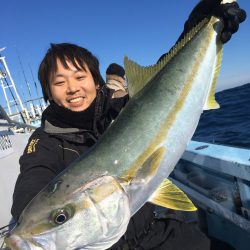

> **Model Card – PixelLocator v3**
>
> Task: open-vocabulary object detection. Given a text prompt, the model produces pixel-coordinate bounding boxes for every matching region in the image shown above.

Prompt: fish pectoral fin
[134,147,166,182]
[120,147,166,185]
[149,179,197,211]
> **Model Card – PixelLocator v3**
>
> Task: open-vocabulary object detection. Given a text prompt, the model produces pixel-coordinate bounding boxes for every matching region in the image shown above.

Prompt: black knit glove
[184,0,246,43]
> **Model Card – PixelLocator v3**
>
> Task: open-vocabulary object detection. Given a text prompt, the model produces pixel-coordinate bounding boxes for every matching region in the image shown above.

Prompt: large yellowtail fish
[5,1,234,249]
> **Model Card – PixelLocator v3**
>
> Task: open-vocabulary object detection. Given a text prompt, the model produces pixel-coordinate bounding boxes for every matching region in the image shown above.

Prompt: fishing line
[28,62,43,111]
[16,49,32,99]
[0,242,4,249]
[0,223,15,232]
[0,222,15,247]
[28,63,39,97]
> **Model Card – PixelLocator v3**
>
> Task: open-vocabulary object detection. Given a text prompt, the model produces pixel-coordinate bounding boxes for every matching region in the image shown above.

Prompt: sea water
[193,83,250,149]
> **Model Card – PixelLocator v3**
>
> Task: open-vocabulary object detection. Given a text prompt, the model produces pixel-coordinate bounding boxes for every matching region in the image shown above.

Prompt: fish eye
[54,210,69,224]
[51,205,75,226]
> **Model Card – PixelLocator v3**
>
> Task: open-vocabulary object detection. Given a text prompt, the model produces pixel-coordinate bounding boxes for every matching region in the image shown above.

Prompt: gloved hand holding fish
[183,0,246,44]
[4,0,246,249]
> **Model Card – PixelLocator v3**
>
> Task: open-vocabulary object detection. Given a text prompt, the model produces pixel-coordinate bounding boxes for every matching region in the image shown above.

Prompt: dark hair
[106,63,125,78]
[38,43,105,102]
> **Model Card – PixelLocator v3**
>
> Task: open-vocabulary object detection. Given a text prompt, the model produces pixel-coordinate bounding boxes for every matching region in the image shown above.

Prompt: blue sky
[1,0,250,108]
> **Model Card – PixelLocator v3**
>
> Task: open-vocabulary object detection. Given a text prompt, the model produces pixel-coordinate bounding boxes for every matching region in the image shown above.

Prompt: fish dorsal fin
[124,57,162,97]
[124,18,209,97]
[149,179,197,211]
[203,43,222,110]
[120,147,166,185]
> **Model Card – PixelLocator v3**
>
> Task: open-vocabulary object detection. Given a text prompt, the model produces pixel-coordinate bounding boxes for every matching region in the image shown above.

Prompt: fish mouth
[5,234,45,250]
[5,235,32,250]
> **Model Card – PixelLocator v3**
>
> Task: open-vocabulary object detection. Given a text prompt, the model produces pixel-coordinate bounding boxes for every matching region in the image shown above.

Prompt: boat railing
[170,140,250,249]
[0,105,37,131]
[0,130,14,159]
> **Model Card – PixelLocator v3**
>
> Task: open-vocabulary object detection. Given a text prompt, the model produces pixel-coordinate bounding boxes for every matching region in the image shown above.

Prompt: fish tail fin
[203,43,223,110]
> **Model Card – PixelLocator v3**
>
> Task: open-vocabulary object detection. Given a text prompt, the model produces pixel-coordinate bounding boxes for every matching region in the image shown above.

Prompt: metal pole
[0,56,25,111]
[0,77,11,114]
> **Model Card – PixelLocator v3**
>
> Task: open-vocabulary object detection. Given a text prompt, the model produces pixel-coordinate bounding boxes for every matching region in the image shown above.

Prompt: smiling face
[49,59,98,112]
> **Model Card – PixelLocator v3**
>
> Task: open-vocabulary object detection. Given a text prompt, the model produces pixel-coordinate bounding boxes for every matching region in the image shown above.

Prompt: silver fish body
[5,16,223,250]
